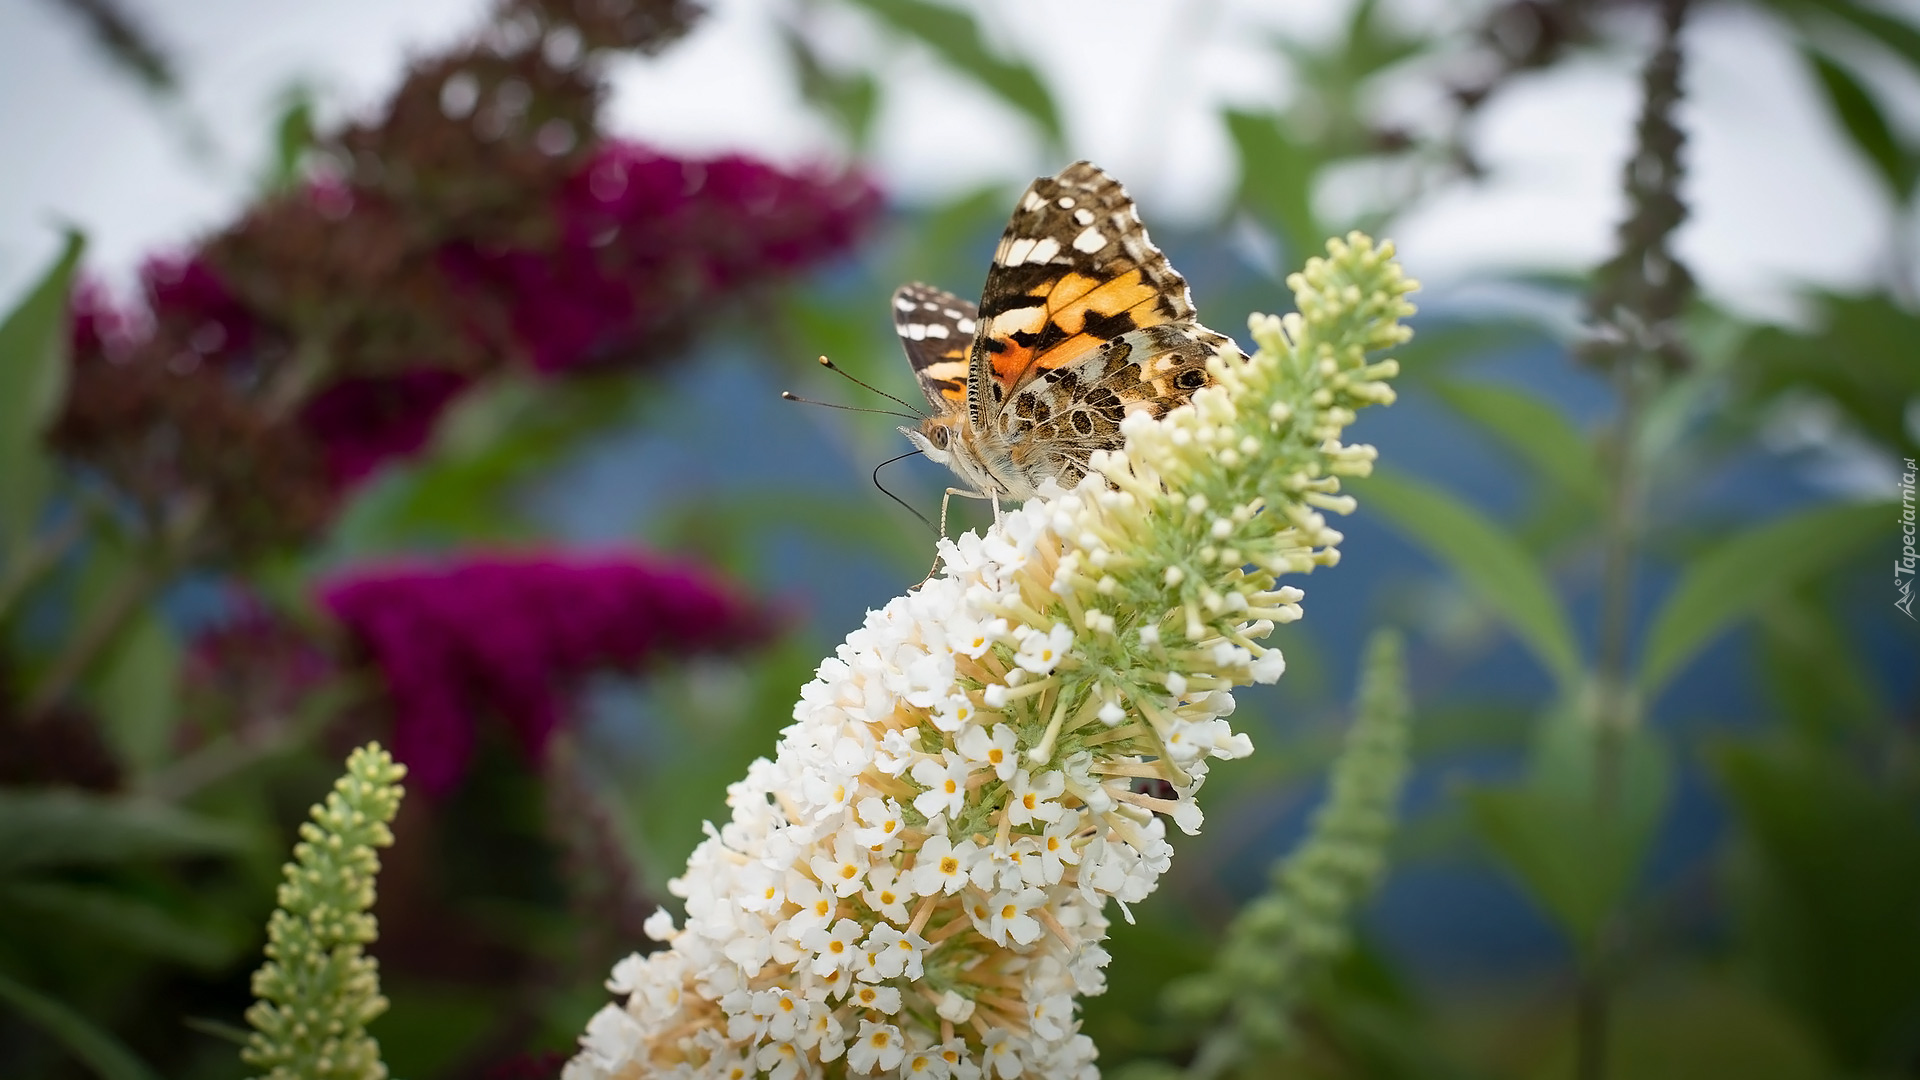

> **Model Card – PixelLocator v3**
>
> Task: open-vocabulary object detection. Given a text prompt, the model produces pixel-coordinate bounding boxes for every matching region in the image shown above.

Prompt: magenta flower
[318,553,773,794]
[299,369,470,486]
[442,142,883,374]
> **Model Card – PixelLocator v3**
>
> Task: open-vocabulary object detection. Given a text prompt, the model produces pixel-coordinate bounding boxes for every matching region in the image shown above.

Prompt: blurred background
[0,0,1915,1077]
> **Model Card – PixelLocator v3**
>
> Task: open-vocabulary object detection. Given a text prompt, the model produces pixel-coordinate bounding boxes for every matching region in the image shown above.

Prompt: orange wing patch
[984,268,1179,391]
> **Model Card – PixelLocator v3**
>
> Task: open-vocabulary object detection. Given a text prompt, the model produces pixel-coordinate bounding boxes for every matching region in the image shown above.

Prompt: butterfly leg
[924,487,989,584]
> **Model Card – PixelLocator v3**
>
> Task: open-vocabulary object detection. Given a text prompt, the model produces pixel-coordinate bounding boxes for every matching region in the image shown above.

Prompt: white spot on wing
[1003,236,1037,265]
[895,296,916,311]
[1056,197,1075,208]
[956,317,976,334]
[907,323,927,340]
[923,323,949,338]
[1025,236,1061,263]
[1022,191,1046,212]
[1073,208,1094,225]
[1072,227,1108,253]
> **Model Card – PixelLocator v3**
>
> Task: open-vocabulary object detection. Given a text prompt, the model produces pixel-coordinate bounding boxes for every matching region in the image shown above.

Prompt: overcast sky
[0,0,1909,321]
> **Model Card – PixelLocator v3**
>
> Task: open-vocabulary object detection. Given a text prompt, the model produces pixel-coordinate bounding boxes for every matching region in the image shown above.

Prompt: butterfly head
[900,415,959,468]
[901,415,1011,498]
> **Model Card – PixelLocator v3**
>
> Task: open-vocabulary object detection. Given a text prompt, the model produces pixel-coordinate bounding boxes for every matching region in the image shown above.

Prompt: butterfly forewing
[891,283,978,411]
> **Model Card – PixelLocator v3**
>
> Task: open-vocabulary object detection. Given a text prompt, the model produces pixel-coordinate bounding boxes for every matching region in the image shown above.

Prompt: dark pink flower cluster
[63,145,879,517]
[444,142,883,374]
[299,369,470,486]
[319,553,773,794]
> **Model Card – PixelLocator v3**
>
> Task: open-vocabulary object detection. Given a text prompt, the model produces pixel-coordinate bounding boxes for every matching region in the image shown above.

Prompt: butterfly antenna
[874,449,936,534]
[779,391,921,423]
[816,355,926,417]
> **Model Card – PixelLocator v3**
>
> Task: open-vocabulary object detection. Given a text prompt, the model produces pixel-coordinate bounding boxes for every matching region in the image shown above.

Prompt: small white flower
[911,750,976,819]
[809,833,871,898]
[861,863,912,925]
[1004,768,1065,827]
[910,829,977,897]
[848,982,903,1014]
[852,796,906,855]
[958,722,1021,781]
[930,692,979,732]
[848,1020,906,1074]
[802,918,865,977]
[1014,623,1074,675]
[862,921,927,980]
[978,887,1047,947]
[982,1028,1026,1078]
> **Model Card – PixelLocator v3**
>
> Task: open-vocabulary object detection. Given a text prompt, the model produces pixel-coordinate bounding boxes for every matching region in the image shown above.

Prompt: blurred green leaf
[1225,110,1323,256]
[1271,0,1430,160]
[263,85,316,193]
[0,880,242,970]
[0,969,159,1080]
[1357,467,1584,691]
[1638,500,1893,699]
[1429,378,1603,511]
[88,613,182,778]
[1737,292,1920,456]
[1464,718,1671,951]
[0,229,85,563]
[781,28,880,151]
[327,373,641,552]
[1802,47,1917,203]
[1527,970,1835,1080]
[838,0,1064,148]
[1766,0,1920,85]
[0,790,251,875]
[1714,738,1920,1069]
[1757,590,1886,740]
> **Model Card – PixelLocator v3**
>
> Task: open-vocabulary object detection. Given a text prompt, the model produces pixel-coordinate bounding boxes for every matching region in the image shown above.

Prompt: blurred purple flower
[443,142,883,374]
[299,369,470,486]
[318,553,773,794]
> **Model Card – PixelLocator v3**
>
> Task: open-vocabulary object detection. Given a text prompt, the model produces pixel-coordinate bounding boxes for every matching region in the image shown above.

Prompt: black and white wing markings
[890,282,979,412]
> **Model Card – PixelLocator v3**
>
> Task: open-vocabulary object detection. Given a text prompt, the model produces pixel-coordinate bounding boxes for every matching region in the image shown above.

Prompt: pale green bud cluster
[243,743,406,1080]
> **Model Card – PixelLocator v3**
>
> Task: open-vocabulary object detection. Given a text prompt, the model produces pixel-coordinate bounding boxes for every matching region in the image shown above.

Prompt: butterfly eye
[930,426,950,449]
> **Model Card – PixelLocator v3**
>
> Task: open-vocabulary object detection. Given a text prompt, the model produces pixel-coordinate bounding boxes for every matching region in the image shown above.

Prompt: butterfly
[893,161,1245,506]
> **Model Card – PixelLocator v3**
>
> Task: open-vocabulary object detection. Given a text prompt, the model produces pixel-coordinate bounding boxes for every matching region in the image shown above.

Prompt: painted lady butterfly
[894,161,1246,503]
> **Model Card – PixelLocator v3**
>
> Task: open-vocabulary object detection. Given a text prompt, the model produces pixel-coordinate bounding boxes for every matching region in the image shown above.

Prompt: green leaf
[1428,378,1603,510]
[1714,738,1920,1068]
[0,969,160,1080]
[0,880,242,969]
[1765,0,1920,85]
[0,229,86,561]
[1638,500,1894,698]
[1224,109,1324,256]
[1737,292,1920,457]
[88,613,182,777]
[838,0,1063,148]
[263,85,316,193]
[0,790,251,875]
[1755,591,1885,740]
[781,28,880,151]
[1802,47,1917,202]
[1464,717,1672,950]
[1356,467,1584,691]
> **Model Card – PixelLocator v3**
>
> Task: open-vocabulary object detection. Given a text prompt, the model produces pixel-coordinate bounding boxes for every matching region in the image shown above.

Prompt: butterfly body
[894,162,1244,501]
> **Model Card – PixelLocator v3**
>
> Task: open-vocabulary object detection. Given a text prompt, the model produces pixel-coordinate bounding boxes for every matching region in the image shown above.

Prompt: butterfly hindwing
[891,283,979,412]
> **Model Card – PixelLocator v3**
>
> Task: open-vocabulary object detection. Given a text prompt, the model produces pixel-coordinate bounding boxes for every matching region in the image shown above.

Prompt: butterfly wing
[966,160,1209,426]
[891,283,979,413]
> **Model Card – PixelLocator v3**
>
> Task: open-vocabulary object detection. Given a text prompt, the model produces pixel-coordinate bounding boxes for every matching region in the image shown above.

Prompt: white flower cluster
[566,234,1415,1080]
